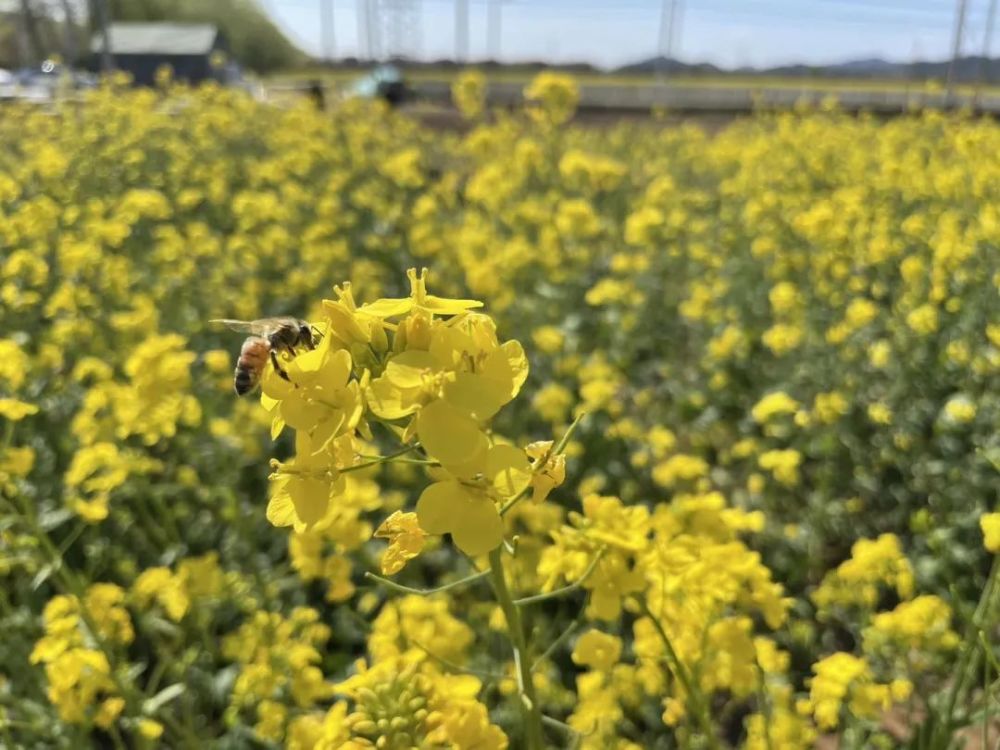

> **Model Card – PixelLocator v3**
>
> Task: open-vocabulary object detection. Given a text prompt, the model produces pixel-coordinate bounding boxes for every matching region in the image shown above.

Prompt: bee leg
[270,350,293,384]
[310,325,323,345]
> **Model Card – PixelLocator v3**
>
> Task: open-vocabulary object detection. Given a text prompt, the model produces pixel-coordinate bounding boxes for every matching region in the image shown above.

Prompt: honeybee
[210,317,315,396]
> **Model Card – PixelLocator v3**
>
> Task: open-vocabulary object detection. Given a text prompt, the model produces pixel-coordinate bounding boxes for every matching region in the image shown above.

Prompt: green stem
[531,615,584,673]
[498,486,532,518]
[552,411,587,456]
[634,596,720,750]
[57,521,88,557]
[514,548,605,606]
[984,631,990,750]
[276,444,419,478]
[7,492,147,718]
[364,568,491,596]
[384,457,440,466]
[409,638,503,680]
[541,714,581,738]
[935,556,1000,744]
[131,493,172,550]
[754,657,775,750]
[979,631,1000,675]
[489,547,545,750]
[109,725,127,750]
[148,491,183,547]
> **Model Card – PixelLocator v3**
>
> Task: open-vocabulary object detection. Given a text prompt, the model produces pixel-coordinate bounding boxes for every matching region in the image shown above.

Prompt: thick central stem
[488,547,545,750]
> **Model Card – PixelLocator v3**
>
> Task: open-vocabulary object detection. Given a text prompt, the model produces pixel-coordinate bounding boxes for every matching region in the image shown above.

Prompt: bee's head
[298,322,314,345]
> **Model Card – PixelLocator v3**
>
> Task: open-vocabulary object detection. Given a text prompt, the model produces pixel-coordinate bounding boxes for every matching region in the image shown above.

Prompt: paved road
[409,79,1000,115]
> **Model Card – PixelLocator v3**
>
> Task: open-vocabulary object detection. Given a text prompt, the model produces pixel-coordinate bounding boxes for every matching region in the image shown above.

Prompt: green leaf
[37,508,73,531]
[143,683,186,715]
[31,562,57,590]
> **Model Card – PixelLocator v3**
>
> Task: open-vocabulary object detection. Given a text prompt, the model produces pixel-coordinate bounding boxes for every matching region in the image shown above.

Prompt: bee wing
[208,315,300,338]
[209,318,266,334]
[210,317,298,335]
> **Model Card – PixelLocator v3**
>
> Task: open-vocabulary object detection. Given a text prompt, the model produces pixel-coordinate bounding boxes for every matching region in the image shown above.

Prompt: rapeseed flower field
[1,70,999,748]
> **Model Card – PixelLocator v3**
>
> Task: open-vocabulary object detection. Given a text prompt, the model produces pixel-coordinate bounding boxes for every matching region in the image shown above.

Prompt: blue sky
[261,0,1000,69]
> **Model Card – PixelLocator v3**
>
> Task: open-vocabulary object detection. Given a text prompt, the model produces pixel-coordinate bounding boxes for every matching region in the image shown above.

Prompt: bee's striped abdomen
[234,336,270,396]
[233,366,256,395]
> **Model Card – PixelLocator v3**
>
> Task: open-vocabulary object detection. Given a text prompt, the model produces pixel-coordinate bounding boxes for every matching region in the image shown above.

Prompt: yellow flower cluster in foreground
[0,72,998,747]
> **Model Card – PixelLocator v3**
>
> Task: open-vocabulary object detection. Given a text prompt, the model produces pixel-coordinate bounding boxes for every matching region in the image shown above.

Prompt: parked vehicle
[0,60,97,102]
[346,65,409,106]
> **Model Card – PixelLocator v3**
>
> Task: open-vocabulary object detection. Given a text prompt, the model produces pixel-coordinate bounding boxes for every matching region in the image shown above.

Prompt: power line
[980,0,998,90]
[506,0,990,22]
[262,0,1000,64]
[946,0,968,95]
[985,0,999,57]
[657,0,677,75]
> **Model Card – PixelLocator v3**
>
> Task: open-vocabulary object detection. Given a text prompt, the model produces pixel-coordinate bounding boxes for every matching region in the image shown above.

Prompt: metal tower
[375,0,421,61]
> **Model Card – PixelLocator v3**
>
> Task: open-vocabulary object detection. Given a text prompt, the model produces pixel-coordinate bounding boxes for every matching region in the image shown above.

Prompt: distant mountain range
[617,55,1000,82]
[325,54,1000,84]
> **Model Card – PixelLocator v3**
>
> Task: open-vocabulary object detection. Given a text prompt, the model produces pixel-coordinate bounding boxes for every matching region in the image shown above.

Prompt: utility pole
[320,0,335,61]
[19,0,44,64]
[15,1,30,66]
[377,0,420,60]
[366,0,380,60]
[60,0,81,65]
[657,0,678,79]
[92,0,113,72]
[672,0,684,61]
[487,0,501,61]
[945,0,968,98]
[978,0,998,97]
[455,0,468,62]
[357,0,368,60]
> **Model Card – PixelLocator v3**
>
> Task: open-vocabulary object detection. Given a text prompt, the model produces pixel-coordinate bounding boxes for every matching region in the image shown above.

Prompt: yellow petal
[359,298,414,318]
[502,340,529,396]
[266,483,296,527]
[280,397,318,432]
[366,376,420,420]
[322,299,371,343]
[288,476,336,530]
[384,350,438,389]
[314,348,353,394]
[288,347,326,378]
[447,674,484,699]
[416,481,464,535]
[261,369,294,400]
[486,444,532,498]
[261,393,280,412]
[428,325,461,369]
[422,294,484,315]
[416,399,488,466]
[310,411,346,451]
[436,437,489,480]
[443,372,508,421]
[292,431,327,466]
[451,498,504,556]
[0,399,39,421]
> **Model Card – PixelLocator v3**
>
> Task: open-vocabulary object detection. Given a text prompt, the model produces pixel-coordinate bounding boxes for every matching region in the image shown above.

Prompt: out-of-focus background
[3,0,1000,115]
[3,2,1000,749]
